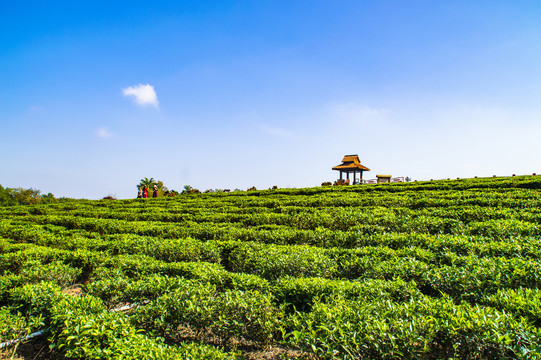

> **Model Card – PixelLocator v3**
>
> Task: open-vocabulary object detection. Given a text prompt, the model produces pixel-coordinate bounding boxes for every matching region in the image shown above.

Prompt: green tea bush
[483,288,541,326]
[227,242,338,280]
[134,281,282,344]
[2,176,541,358]
[48,294,235,359]
[0,307,44,342]
[9,281,62,318]
[286,294,540,359]
[273,276,422,312]
[19,260,82,288]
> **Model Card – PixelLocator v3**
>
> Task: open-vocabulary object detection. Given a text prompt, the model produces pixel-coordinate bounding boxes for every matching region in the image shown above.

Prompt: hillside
[2,176,541,359]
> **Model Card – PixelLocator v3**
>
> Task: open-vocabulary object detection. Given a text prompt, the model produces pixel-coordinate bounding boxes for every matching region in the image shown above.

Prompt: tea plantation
[2,176,541,359]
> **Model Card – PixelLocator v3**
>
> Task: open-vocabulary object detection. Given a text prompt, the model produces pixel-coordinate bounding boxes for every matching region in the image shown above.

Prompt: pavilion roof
[332,154,370,171]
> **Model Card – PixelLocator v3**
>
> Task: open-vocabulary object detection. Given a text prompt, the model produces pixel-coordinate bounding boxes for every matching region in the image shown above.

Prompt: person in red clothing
[143,186,148,198]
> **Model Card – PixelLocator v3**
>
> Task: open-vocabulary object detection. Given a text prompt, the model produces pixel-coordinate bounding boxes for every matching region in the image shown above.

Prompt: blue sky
[2,1,541,199]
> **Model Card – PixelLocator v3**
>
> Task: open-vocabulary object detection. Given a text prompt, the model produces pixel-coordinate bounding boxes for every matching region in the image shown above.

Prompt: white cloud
[95,127,113,139]
[329,102,391,120]
[260,124,294,138]
[122,83,159,108]
[29,105,44,112]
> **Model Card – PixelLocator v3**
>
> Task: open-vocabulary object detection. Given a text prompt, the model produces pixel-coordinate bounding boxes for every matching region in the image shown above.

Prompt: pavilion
[332,154,370,184]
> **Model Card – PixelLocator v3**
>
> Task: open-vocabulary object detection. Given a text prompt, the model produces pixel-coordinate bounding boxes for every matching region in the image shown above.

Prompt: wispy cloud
[29,105,44,112]
[122,83,159,108]
[95,127,114,139]
[260,124,294,138]
[329,102,390,120]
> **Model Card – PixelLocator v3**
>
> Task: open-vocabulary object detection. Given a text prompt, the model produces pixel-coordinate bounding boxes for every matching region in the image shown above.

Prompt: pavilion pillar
[353,171,357,184]
[340,171,343,180]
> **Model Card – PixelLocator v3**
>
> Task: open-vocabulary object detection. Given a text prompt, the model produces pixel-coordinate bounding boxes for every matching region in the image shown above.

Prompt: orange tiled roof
[342,155,359,163]
[332,154,370,171]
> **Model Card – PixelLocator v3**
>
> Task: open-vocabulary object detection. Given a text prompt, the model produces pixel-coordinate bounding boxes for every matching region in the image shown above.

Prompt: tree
[138,177,157,190]
[0,185,54,206]
[136,178,173,197]
[156,180,169,197]
[8,187,41,205]
[41,192,56,204]
[0,185,15,206]
[181,185,200,195]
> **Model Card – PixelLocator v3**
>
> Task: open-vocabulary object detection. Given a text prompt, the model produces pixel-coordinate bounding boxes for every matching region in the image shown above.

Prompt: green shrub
[0,307,44,342]
[286,294,540,359]
[134,281,282,344]
[227,242,338,280]
[9,281,63,318]
[19,260,82,288]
